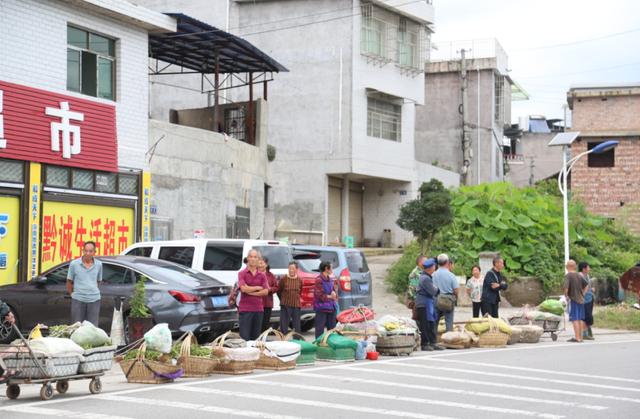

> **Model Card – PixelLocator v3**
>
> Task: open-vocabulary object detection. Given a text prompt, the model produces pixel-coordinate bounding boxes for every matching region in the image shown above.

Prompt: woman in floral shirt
[465,265,483,317]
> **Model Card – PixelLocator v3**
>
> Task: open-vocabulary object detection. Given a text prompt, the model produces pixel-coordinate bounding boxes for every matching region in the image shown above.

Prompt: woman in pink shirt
[259,257,279,332]
[237,249,269,340]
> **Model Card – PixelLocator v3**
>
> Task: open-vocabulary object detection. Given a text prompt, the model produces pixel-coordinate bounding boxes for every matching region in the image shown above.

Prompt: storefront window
[96,172,116,193]
[45,166,70,187]
[72,169,94,190]
[0,159,23,183]
[118,174,138,195]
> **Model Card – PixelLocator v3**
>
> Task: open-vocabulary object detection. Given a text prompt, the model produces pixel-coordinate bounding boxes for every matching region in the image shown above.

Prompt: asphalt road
[1,333,639,419]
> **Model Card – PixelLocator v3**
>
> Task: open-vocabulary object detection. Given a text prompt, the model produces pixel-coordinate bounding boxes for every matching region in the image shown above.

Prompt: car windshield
[253,246,291,269]
[137,262,224,286]
[346,251,369,273]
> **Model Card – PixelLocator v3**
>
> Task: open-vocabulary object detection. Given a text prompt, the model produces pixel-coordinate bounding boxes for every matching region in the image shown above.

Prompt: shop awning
[149,13,288,74]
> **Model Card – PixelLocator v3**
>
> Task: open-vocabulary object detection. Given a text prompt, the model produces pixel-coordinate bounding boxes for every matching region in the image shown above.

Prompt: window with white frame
[360,3,387,58]
[397,18,419,68]
[67,26,116,100]
[367,94,402,142]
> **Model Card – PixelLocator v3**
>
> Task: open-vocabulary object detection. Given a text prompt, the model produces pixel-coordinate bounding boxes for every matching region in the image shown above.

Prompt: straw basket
[211,331,258,375]
[376,334,416,356]
[441,327,472,349]
[254,329,298,371]
[176,332,219,377]
[118,344,183,384]
[284,331,317,366]
[478,317,510,348]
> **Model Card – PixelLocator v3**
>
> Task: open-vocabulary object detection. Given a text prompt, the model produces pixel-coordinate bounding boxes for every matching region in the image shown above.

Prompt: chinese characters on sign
[45,101,84,159]
[41,215,130,265]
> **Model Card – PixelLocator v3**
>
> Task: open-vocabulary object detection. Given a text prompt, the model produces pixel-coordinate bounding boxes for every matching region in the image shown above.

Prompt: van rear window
[346,251,369,273]
[253,246,292,269]
[126,247,152,257]
[204,245,243,271]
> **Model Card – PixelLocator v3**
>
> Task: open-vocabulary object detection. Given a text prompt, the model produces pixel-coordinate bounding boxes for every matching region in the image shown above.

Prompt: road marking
[291,371,607,411]
[97,395,307,419]
[1,338,638,412]
[342,366,640,405]
[415,358,640,384]
[1,405,133,419]
[237,376,565,418]
[396,362,640,393]
[174,386,456,419]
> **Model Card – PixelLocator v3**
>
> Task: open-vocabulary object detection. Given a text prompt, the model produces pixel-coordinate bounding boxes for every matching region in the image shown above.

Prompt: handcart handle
[12,324,50,379]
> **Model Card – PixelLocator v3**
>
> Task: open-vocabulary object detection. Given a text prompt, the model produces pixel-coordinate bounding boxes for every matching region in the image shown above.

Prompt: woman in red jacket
[259,257,279,333]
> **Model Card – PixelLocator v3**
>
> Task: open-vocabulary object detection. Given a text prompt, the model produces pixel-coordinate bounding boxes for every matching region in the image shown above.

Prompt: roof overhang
[58,0,176,33]
[149,13,288,74]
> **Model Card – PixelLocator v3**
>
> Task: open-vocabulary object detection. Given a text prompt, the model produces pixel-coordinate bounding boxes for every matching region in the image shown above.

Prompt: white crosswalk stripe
[236,376,565,418]
[292,371,608,411]
[395,361,640,393]
[1,405,134,419]
[341,366,640,404]
[174,385,457,419]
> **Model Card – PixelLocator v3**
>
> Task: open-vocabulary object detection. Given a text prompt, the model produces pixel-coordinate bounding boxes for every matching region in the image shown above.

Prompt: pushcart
[1,325,105,400]
[508,298,566,341]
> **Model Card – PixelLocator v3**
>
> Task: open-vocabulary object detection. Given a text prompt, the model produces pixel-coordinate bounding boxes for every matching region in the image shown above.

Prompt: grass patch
[593,304,640,331]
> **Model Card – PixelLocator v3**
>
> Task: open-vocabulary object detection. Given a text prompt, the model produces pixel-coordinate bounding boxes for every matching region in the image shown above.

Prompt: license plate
[211,295,228,308]
[360,283,369,293]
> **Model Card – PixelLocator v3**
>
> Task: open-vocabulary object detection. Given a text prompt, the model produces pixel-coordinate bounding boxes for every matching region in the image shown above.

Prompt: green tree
[396,178,453,253]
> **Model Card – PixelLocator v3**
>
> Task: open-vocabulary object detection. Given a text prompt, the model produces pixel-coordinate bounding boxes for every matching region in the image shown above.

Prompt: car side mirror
[32,275,47,285]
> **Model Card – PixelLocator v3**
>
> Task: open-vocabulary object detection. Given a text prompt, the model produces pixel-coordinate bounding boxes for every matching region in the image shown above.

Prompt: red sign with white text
[0,80,117,171]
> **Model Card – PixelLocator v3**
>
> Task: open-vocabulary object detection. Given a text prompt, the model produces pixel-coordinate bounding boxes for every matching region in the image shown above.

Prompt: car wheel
[0,311,19,344]
[301,320,314,333]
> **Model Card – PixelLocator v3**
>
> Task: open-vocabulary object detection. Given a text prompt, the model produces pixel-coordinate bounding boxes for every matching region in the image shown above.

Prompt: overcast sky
[432,0,640,124]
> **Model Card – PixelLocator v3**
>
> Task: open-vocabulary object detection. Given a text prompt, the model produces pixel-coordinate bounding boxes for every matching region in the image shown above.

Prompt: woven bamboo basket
[119,343,183,384]
[285,331,316,366]
[210,331,257,375]
[376,334,416,356]
[508,326,523,345]
[176,332,219,377]
[478,317,510,348]
[254,329,297,371]
[316,329,355,362]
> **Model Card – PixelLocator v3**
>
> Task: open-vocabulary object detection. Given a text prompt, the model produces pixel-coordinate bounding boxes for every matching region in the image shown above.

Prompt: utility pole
[529,157,535,186]
[460,49,472,185]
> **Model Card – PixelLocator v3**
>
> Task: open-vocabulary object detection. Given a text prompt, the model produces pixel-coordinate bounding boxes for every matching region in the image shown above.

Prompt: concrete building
[139,0,460,247]
[567,83,640,234]
[416,39,526,185]
[505,116,565,187]
[0,0,175,284]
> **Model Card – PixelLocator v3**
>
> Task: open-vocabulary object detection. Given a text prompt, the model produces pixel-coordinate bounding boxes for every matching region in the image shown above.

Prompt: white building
[140,0,459,248]
[0,0,174,283]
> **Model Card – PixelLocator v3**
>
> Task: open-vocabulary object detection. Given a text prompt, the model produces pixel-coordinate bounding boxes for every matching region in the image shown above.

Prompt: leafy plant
[396,179,453,253]
[130,277,151,318]
[387,182,640,295]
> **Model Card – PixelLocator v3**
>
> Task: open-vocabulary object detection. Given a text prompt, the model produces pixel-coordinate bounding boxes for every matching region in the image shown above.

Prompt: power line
[512,27,640,52]
[517,61,640,79]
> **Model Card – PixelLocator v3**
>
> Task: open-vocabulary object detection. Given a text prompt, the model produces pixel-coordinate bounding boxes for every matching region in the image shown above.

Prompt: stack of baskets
[176,332,219,377]
[253,329,300,371]
[285,331,317,366]
[315,330,357,362]
[210,331,260,375]
[118,343,183,384]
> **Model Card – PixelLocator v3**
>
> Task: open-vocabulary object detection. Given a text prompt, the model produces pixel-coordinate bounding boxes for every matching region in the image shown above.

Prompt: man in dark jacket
[481,257,508,318]
[0,298,17,383]
[415,258,443,351]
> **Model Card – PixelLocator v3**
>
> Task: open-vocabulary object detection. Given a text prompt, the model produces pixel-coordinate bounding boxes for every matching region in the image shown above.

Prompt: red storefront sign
[0,80,117,171]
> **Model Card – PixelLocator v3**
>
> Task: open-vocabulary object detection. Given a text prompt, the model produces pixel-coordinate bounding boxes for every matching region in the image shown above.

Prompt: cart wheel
[551,332,558,342]
[89,377,102,394]
[6,384,20,400]
[40,384,54,400]
[56,380,69,394]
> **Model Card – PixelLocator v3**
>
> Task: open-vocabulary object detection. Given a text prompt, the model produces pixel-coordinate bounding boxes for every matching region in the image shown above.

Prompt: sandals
[567,338,583,343]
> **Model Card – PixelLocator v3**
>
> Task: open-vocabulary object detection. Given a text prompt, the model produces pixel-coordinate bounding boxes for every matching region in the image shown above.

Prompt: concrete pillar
[341,176,350,244]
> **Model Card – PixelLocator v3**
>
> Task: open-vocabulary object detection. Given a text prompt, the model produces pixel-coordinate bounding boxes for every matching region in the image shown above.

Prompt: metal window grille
[494,75,504,124]
[95,172,116,193]
[224,106,247,143]
[118,174,138,195]
[72,169,94,190]
[226,207,251,239]
[0,159,23,183]
[45,166,70,187]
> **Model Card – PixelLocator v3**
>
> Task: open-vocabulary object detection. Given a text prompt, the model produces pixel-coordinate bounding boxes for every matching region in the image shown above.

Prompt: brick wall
[571,138,640,234]
[0,0,149,170]
[572,96,640,132]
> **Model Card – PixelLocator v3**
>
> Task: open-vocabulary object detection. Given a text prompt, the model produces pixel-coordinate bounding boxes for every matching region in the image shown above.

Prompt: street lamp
[557,139,618,266]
